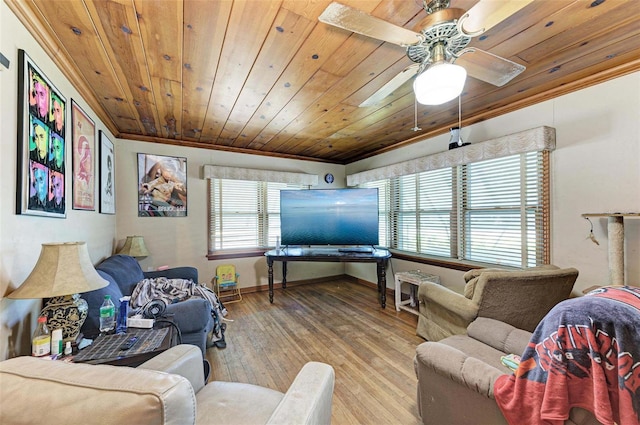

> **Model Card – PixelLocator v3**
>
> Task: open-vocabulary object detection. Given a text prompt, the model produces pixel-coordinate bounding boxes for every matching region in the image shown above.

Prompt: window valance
[203,165,318,186]
[346,126,555,186]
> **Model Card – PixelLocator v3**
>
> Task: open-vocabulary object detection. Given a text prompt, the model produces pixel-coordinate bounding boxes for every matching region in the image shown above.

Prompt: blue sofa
[81,255,213,354]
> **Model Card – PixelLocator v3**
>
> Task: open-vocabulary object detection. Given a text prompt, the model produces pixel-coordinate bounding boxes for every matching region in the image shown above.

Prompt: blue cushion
[96,255,145,295]
[165,298,212,333]
[80,270,123,339]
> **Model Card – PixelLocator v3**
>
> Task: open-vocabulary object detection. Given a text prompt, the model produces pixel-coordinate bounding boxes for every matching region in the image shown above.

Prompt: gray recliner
[414,317,600,425]
[416,265,578,341]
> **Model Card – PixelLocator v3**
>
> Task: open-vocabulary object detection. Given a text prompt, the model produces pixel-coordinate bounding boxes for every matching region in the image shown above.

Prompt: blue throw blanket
[494,286,640,425]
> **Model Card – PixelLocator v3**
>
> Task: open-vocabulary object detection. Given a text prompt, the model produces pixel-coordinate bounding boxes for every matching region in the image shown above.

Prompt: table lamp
[8,242,108,342]
[117,235,150,257]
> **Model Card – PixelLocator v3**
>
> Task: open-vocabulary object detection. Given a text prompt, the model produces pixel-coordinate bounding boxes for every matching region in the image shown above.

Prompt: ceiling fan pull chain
[412,97,422,132]
[458,94,462,131]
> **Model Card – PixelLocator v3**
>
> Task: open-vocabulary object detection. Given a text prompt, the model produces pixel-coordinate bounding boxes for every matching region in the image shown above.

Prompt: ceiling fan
[318,0,533,106]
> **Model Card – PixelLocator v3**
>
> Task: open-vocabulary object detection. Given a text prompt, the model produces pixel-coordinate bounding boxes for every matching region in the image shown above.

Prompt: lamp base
[41,294,88,343]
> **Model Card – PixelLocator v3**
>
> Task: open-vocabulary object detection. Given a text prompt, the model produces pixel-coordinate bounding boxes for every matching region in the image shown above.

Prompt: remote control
[119,336,139,350]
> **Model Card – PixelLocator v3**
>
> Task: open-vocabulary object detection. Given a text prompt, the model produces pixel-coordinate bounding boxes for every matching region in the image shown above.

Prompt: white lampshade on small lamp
[413,42,467,106]
[8,242,108,342]
[117,235,150,258]
[413,62,467,105]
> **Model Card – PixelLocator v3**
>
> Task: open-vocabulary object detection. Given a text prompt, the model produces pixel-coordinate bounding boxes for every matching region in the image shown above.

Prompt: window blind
[383,168,454,256]
[418,168,454,257]
[208,179,305,253]
[460,151,547,267]
[358,150,549,268]
[359,179,390,247]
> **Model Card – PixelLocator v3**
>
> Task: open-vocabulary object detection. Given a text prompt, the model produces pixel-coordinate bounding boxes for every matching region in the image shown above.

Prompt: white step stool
[394,270,440,315]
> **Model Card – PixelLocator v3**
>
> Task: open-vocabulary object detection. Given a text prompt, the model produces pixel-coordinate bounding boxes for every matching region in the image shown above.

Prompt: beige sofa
[0,344,335,425]
[416,265,578,341]
[414,317,600,425]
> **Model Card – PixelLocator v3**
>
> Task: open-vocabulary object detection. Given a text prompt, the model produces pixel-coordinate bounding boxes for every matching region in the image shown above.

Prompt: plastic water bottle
[99,295,116,333]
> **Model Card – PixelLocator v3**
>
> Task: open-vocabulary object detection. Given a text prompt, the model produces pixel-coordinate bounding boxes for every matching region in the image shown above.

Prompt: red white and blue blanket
[494,286,640,425]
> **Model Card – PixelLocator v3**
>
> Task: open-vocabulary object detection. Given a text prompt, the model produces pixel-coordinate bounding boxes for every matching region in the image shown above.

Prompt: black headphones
[141,299,166,319]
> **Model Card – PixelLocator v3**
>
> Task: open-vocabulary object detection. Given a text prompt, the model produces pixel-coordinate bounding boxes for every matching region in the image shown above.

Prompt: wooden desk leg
[378,260,387,308]
[282,261,288,289]
[267,258,274,303]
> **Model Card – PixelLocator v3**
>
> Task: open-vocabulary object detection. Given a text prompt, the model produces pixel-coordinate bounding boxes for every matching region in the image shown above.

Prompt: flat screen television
[280,188,379,246]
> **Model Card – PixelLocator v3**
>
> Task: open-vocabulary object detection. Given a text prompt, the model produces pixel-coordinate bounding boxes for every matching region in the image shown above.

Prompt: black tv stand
[264,247,391,308]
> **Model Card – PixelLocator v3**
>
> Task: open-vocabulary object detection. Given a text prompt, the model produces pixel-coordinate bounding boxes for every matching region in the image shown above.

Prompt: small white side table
[394,270,440,315]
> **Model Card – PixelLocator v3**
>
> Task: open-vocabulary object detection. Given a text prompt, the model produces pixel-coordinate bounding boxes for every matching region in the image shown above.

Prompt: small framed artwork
[99,131,115,214]
[137,153,187,217]
[16,49,67,218]
[71,100,95,210]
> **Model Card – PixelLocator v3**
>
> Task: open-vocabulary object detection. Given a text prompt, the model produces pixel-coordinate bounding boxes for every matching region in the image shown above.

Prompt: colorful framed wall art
[16,50,67,218]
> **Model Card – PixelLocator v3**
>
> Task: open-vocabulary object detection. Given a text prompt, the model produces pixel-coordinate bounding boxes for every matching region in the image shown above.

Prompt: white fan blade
[319,2,421,47]
[359,64,420,107]
[455,48,525,87]
[462,0,535,34]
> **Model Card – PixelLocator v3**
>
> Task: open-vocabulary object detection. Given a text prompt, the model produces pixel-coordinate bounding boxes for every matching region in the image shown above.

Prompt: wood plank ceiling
[7,0,640,164]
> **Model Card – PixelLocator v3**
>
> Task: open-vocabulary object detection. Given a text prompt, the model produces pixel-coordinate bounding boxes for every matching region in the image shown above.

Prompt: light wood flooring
[205,278,424,425]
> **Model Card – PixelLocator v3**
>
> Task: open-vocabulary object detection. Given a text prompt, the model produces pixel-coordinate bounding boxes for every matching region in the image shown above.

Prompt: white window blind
[360,179,390,248]
[418,168,454,257]
[382,168,454,256]
[209,179,305,253]
[358,151,549,268]
[460,151,546,267]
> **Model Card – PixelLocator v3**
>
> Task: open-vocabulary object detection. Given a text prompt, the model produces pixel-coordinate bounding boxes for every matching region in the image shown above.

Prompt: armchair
[0,344,335,425]
[414,317,600,425]
[416,265,578,341]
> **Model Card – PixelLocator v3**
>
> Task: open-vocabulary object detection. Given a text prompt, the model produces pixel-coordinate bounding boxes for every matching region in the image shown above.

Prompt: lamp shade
[117,235,150,257]
[8,242,108,299]
[413,62,467,105]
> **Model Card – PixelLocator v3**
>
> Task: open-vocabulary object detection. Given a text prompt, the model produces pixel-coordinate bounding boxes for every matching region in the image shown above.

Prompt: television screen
[280,188,379,246]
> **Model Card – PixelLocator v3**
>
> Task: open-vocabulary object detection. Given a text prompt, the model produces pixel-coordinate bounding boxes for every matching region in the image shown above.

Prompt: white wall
[115,140,346,290]
[347,72,640,294]
[0,2,117,357]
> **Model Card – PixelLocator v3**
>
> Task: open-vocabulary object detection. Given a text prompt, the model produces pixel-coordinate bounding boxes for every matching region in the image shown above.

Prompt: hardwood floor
[205,278,424,425]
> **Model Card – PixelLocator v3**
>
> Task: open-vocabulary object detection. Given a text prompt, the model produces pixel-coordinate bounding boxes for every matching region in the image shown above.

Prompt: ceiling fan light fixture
[413,62,467,105]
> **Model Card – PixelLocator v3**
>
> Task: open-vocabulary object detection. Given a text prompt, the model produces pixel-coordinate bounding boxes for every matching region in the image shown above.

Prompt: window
[362,179,390,248]
[360,151,549,268]
[208,179,305,253]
